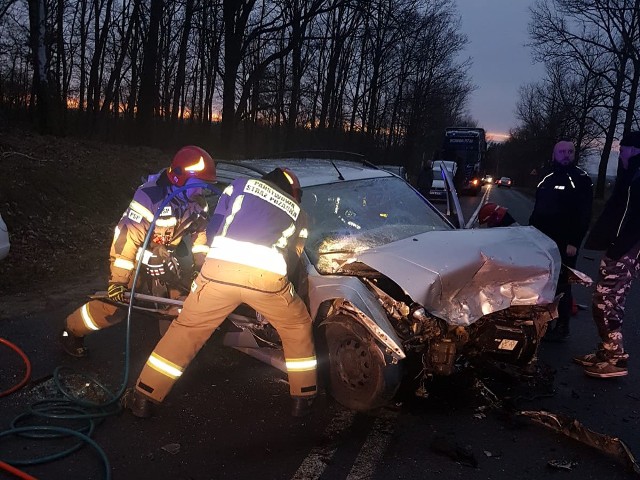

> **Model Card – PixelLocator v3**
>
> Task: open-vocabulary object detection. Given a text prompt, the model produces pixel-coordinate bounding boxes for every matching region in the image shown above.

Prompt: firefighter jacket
[202,177,308,285]
[529,163,593,250]
[584,153,640,260]
[109,170,210,285]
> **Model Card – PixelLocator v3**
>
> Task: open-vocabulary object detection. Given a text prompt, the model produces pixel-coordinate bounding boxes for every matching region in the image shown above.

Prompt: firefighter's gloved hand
[145,253,168,277]
[107,283,128,303]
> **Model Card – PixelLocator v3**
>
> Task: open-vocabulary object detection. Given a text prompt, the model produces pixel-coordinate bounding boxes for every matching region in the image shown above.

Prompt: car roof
[215,157,393,187]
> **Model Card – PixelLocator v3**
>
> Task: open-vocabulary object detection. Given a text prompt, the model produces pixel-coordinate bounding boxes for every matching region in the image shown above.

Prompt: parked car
[497,176,512,188]
[0,213,10,261]
[140,157,562,411]
[428,160,457,202]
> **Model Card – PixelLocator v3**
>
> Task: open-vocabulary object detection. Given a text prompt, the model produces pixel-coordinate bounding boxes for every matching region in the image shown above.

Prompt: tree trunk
[100,0,141,118]
[221,0,254,153]
[171,0,195,121]
[137,0,164,131]
[595,63,627,199]
[28,0,51,132]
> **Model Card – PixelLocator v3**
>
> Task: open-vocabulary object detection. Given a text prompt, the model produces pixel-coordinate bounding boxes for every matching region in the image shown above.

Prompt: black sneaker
[573,351,605,367]
[120,388,153,418]
[584,359,628,378]
[291,396,315,417]
[59,329,88,357]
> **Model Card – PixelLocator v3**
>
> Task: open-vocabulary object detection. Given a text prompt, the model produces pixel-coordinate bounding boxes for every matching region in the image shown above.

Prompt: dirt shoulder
[0,130,171,316]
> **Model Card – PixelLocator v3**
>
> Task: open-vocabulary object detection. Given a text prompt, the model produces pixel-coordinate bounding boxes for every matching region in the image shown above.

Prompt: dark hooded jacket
[584,152,640,259]
[529,163,593,251]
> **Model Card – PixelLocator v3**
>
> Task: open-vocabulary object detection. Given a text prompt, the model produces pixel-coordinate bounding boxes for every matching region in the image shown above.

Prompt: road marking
[291,408,399,480]
[465,186,491,228]
[346,408,399,480]
[291,409,356,480]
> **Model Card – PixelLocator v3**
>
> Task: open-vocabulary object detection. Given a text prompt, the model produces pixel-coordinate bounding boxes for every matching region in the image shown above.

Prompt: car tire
[320,315,402,411]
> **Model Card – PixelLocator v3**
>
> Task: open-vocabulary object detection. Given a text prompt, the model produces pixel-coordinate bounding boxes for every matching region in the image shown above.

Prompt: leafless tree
[529,0,640,197]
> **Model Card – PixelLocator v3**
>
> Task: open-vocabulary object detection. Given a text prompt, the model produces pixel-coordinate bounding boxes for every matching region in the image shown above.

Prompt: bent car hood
[357,226,561,326]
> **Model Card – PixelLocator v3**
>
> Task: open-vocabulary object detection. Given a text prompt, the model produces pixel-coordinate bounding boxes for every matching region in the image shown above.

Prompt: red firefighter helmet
[478,202,508,228]
[281,168,302,202]
[166,146,216,186]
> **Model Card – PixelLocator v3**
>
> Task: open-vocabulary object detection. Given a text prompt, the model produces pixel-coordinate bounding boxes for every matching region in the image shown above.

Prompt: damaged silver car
[197,156,562,412]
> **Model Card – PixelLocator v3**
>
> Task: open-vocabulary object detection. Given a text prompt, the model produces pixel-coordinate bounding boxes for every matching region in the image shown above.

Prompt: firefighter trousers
[65,276,185,337]
[135,262,317,403]
[65,299,126,337]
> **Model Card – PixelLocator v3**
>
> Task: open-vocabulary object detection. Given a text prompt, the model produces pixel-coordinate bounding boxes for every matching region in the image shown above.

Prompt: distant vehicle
[0,213,10,260]
[379,164,408,181]
[482,175,494,185]
[441,127,486,196]
[428,160,457,202]
[497,176,512,188]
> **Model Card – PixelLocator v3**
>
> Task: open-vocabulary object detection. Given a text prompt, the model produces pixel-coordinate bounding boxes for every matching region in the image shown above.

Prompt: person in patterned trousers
[574,131,640,378]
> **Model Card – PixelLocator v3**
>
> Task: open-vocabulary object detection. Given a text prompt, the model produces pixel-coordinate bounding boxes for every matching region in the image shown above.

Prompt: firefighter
[122,167,317,418]
[60,146,216,357]
[529,140,593,342]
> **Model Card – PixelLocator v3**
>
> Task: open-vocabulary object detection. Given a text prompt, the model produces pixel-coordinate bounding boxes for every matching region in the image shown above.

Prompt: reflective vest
[205,178,307,276]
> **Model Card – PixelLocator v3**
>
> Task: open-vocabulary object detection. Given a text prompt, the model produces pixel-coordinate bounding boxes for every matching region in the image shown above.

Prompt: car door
[435,160,465,228]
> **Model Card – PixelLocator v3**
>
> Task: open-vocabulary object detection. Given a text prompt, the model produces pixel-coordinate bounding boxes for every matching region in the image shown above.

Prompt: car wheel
[320,315,402,411]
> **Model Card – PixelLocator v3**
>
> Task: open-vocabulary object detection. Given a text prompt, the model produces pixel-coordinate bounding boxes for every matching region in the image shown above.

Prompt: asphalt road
[1,184,639,480]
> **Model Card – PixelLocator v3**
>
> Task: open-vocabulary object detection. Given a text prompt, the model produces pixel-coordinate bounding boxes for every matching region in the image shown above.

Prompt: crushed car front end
[301,175,561,409]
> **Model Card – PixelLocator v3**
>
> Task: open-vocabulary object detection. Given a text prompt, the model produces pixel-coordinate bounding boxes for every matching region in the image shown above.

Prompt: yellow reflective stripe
[207,236,287,275]
[282,170,295,185]
[136,248,154,264]
[220,195,244,236]
[128,200,154,222]
[185,156,205,172]
[276,222,296,249]
[113,258,135,271]
[146,352,184,379]
[285,356,317,372]
[192,244,210,254]
[81,304,100,331]
[156,217,178,227]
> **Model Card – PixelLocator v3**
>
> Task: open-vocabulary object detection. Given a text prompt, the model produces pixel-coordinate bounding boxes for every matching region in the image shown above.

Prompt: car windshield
[301,176,452,273]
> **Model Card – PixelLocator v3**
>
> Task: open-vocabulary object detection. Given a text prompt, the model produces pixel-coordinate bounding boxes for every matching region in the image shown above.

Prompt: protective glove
[145,253,169,277]
[107,283,128,303]
[144,251,179,278]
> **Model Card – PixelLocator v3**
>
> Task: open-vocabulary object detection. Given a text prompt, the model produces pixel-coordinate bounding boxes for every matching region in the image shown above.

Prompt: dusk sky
[456,0,545,142]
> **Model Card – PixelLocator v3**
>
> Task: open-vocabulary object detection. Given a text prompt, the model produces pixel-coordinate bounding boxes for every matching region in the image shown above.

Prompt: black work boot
[291,396,315,417]
[59,329,88,357]
[121,388,152,418]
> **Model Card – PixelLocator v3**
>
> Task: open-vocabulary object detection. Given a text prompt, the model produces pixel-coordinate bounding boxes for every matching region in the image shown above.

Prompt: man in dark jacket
[122,168,317,418]
[529,140,593,342]
[573,131,640,378]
